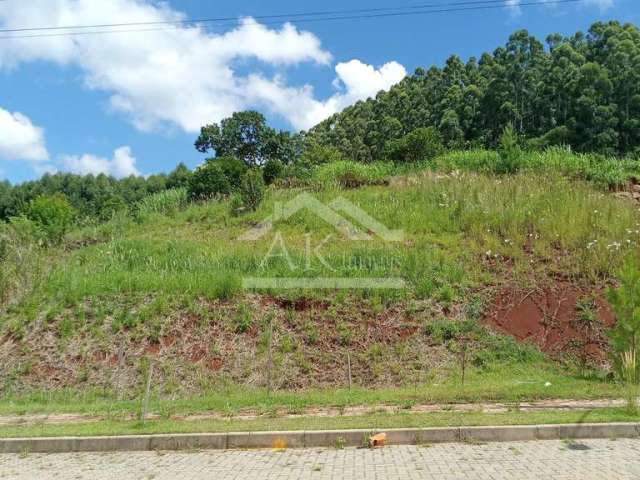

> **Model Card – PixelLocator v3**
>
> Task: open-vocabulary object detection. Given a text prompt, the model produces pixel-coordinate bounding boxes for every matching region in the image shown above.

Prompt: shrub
[24,194,76,244]
[97,195,128,221]
[240,169,265,211]
[217,155,248,190]
[384,127,444,163]
[188,160,231,200]
[166,163,192,189]
[423,318,475,344]
[607,260,640,381]
[496,123,522,174]
[263,158,284,185]
[300,143,343,166]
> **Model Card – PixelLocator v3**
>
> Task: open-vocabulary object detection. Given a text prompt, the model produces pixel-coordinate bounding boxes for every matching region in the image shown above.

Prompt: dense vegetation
[1,20,640,410]
[0,165,190,222]
[310,21,640,161]
[0,150,639,398]
[2,21,640,227]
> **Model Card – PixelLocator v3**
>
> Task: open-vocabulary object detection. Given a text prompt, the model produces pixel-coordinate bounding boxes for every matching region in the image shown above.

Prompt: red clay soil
[484,283,615,362]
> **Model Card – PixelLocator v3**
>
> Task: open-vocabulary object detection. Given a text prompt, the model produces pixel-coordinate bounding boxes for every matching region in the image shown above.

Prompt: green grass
[1,150,639,408]
[0,365,623,417]
[0,408,638,438]
[9,170,638,313]
[434,147,640,188]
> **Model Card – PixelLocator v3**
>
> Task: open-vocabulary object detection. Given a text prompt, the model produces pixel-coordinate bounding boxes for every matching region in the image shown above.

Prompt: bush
[496,123,522,174]
[97,195,128,222]
[166,163,192,189]
[300,143,343,166]
[188,160,231,200]
[217,155,247,190]
[384,127,444,163]
[240,169,265,212]
[607,260,640,382]
[24,194,76,244]
[263,158,284,185]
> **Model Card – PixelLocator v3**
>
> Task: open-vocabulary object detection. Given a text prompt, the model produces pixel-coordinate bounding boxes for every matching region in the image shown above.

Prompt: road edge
[1,423,639,453]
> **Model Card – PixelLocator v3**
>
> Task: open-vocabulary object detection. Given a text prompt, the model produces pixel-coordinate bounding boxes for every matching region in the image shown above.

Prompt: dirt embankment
[484,282,615,364]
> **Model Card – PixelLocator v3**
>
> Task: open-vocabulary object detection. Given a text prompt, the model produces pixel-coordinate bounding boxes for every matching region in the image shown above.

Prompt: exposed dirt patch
[484,282,615,364]
[0,294,453,396]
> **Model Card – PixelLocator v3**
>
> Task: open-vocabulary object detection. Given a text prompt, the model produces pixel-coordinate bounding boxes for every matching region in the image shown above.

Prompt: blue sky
[0,0,637,184]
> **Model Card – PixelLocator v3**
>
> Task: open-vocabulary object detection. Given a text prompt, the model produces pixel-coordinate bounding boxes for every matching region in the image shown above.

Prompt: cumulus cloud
[0,107,50,169]
[60,146,140,178]
[247,60,407,130]
[0,0,402,134]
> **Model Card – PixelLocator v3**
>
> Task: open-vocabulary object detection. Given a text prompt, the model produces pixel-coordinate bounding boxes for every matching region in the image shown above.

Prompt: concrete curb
[1,423,639,453]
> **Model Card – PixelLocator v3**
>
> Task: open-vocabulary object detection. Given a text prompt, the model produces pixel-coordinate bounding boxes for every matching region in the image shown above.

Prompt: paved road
[1,439,639,479]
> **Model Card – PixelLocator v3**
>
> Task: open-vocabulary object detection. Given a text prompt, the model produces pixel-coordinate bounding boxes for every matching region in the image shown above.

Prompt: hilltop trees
[308,21,640,160]
[0,172,174,223]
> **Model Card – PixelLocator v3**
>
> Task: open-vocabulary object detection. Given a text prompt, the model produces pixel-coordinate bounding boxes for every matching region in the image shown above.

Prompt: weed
[233,304,253,334]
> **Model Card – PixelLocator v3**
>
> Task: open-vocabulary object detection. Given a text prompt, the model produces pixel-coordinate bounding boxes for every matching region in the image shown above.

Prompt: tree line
[2,20,639,229]
[308,21,640,161]
[0,166,191,223]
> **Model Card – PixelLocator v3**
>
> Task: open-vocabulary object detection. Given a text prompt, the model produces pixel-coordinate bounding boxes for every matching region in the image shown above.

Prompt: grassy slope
[1,152,640,418]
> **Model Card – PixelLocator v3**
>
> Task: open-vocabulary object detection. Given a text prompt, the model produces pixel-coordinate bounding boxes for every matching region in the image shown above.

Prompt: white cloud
[246,60,407,130]
[0,1,402,135]
[506,0,615,16]
[0,107,50,169]
[506,0,522,16]
[60,146,140,178]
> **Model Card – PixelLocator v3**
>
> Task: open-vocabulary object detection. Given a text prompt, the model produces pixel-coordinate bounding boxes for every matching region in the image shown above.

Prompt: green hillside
[2,20,640,417]
[1,149,639,411]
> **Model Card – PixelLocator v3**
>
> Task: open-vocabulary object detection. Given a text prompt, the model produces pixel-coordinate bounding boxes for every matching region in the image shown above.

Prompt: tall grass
[0,218,51,308]
[312,161,395,187]
[434,146,640,188]
[136,188,188,217]
[10,170,636,321]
